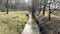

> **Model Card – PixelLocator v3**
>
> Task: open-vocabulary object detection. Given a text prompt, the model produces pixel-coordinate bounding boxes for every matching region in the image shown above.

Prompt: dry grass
[0,11,29,34]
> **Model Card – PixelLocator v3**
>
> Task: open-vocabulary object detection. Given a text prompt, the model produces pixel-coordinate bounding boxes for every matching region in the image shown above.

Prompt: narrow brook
[21,14,41,34]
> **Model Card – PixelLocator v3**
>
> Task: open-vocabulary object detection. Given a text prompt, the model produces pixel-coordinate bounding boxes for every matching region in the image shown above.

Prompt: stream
[21,14,41,34]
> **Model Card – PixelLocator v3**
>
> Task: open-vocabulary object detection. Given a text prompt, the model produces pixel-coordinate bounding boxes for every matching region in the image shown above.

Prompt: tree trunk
[31,0,47,34]
[49,3,51,20]
[6,0,9,14]
[32,3,43,34]
[0,0,2,12]
[39,0,42,14]
[43,0,48,15]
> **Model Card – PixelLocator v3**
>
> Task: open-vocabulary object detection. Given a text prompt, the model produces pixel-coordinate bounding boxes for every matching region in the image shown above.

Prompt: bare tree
[48,1,51,20]
[31,0,45,34]
[43,0,48,15]
[0,0,2,11]
[38,0,43,14]
[6,0,9,14]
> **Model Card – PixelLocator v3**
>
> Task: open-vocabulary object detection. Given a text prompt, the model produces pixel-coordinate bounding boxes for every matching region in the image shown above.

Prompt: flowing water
[21,14,41,34]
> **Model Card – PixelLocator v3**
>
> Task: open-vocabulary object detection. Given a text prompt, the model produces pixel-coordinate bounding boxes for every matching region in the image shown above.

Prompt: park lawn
[0,11,29,34]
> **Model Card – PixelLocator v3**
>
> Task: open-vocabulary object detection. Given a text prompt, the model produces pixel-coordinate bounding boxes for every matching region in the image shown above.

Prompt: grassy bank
[0,11,29,34]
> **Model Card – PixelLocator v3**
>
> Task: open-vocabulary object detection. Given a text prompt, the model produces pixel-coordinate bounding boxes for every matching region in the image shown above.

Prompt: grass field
[0,11,29,34]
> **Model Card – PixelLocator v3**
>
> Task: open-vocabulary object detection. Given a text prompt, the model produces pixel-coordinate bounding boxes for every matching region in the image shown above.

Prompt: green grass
[0,11,29,34]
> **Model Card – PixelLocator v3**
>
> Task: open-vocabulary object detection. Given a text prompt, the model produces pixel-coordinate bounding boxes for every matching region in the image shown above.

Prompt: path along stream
[21,14,41,34]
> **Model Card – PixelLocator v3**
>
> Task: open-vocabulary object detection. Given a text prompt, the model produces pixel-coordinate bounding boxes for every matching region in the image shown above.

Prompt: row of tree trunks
[31,0,44,34]
[31,6,45,34]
